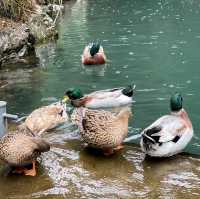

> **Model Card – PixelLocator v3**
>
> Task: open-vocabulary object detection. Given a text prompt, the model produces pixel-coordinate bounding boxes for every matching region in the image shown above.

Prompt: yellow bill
[62,95,69,103]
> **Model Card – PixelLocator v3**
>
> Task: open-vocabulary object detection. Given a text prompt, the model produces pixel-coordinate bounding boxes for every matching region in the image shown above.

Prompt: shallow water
[0,0,200,198]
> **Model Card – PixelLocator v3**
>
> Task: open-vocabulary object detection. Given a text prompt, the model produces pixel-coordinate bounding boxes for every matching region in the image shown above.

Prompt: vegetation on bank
[0,0,36,21]
[0,0,64,66]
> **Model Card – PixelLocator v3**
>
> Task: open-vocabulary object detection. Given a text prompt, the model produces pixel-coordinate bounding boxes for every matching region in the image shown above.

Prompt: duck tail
[17,123,36,136]
[142,126,161,144]
[122,84,136,97]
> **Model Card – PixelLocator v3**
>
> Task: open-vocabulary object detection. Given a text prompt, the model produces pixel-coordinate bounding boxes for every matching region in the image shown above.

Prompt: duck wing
[25,104,68,134]
[71,108,115,131]
[142,115,186,144]
[88,88,124,99]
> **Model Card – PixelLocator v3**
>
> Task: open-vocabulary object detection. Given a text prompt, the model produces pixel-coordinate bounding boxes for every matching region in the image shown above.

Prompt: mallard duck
[63,85,135,109]
[0,128,50,176]
[140,93,193,157]
[81,42,106,65]
[71,107,132,155]
[19,102,68,135]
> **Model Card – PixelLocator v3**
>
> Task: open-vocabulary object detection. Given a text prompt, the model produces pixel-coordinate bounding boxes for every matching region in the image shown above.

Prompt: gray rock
[0,24,35,66]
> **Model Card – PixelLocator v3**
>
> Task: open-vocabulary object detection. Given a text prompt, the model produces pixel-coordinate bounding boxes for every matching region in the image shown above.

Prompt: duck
[81,42,106,65]
[63,84,135,109]
[140,93,193,157]
[0,128,50,176]
[19,102,68,135]
[71,107,132,155]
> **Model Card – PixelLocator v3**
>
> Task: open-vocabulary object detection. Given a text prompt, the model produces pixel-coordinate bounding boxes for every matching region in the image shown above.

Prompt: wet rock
[28,5,61,42]
[0,24,35,66]
[0,1,65,66]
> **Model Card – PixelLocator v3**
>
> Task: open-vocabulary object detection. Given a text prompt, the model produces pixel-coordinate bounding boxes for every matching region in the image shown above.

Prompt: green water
[0,0,200,198]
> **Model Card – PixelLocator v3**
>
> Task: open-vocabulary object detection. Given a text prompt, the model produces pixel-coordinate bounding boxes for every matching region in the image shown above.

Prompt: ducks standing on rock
[63,85,135,109]
[71,107,132,155]
[140,93,193,157]
[19,102,68,135]
[81,42,106,65]
[0,128,50,176]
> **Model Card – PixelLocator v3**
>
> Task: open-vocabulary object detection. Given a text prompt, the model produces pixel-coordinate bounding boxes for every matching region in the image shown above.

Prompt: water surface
[0,0,200,198]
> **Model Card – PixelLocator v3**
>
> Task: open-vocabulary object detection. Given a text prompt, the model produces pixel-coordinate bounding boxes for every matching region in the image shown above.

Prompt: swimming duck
[63,85,135,109]
[81,42,106,65]
[71,107,132,155]
[140,93,193,157]
[19,102,68,135]
[0,128,50,176]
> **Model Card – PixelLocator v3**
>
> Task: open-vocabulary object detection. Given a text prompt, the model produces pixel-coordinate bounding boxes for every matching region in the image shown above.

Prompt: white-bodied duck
[63,85,135,109]
[140,93,193,157]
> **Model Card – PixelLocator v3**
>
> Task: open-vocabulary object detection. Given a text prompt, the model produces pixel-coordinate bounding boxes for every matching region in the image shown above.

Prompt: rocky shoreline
[0,1,67,66]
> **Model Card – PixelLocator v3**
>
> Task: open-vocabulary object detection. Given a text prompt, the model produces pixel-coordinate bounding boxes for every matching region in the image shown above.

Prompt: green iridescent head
[90,42,100,56]
[65,88,83,100]
[170,93,183,112]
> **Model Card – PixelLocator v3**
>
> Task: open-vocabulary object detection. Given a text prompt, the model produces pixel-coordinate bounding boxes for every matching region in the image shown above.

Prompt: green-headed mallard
[71,107,132,155]
[63,85,135,109]
[0,128,50,176]
[20,102,68,135]
[81,42,106,65]
[140,93,193,157]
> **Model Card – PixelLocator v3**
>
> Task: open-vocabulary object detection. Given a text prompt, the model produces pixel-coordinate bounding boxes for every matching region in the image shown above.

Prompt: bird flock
[0,43,193,177]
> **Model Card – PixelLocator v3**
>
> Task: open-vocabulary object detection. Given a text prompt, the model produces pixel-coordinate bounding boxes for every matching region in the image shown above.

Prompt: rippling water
[0,0,200,198]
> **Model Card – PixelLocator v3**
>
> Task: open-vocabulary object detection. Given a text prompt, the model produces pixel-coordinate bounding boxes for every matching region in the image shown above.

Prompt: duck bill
[62,95,69,103]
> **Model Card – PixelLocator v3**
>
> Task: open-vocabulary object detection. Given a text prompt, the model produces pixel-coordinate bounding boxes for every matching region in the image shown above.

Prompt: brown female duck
[71,107,132,155]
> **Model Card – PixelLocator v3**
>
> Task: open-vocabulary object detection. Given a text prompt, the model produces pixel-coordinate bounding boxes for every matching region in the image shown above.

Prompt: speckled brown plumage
[0,130,50,166]
[71,107,132,149]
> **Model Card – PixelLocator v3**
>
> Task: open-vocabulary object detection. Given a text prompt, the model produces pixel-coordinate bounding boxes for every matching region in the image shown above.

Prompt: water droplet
[141,16,146,21]
[123,65,128,69]
[171,45,178,49]
[186,80,191,84]
[115,70,121,74]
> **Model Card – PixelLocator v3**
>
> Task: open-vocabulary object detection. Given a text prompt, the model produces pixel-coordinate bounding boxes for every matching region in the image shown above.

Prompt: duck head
[170,93,183,112]
[90,42,100,56]
[63,88,84,103]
